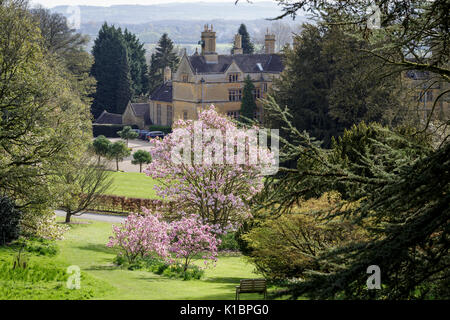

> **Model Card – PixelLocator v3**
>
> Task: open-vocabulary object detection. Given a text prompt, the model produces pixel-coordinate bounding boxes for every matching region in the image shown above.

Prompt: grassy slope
[57,218,265,300]
[105,172,159,199]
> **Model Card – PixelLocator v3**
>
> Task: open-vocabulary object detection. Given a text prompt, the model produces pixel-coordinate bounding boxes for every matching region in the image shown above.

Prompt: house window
[228,89,242,102]
[157,104,161,125]
[229,73,239,83]
[182,74,189,83]
[167,105,173,126]
[253,88,261,100]
[183,111,188,120]
[227,111,240,119]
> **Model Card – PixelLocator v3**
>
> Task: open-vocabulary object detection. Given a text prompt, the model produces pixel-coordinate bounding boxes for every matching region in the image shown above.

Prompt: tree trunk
[139,163,142,173]
[116,159,119,171]
[65,211,72,223]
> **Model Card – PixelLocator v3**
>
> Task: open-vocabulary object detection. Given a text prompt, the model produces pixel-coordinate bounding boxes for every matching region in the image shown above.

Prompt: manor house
[96,26,285,129]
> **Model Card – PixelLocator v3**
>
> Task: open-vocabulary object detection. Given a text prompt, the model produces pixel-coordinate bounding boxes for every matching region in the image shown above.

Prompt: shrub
[243,193,366,279]
[0,197,22,245]
[20,209,69,240]
[93,124,139,138]
[218,232,240,252]
[147,125,172,134]
[11,238,59,257]
[169,215,221,271]
[107,211,170,264]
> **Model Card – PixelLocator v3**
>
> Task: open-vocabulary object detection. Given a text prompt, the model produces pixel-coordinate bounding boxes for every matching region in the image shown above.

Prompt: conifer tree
[238,24,255,54]
[240,76,257,123]
[148,33,180,94]
[123,29,149,98]
[91,23,132,118]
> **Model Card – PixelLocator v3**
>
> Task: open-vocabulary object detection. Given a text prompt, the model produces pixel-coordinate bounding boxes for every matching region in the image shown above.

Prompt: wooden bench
[235,279,267,300]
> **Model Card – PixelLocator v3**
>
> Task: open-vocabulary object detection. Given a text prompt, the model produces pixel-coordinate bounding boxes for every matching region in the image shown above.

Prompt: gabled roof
[189,54,284,74]
[129,102,152,125]
[150,82,173,103]
[95,110,123,125]
[130,103,150,117]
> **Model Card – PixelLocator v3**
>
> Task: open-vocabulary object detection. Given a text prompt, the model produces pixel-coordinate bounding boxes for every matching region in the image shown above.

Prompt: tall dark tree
[30,7,96,105]
[91,23,132,118]
[148,33,180,94]
[123,29,149,98]
[240,76,257,122]
[237,24,255,54]
[271,24,408,147]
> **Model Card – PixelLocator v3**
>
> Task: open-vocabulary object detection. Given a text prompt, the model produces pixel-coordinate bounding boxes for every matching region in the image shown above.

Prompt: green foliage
[114,255,205,280]
[270,24,409,147]
[93,124,139,138]
[118,126,139,146]
[217,232,240,252]
[237,24,255,54]
[0,0,93,220]
[240,75,257,123]
[91,23,132,118]
[11,238,59,257]
[244,193,365,279]
[30,7,96,106]
[147,125,172,134]
[148,33,180,94]
[92,135,112,160]
[0,197,22,245]
[108,141,131,171]
[132,150,152,173]
[56,151,114,223]
[123,29,149,98]
[257,98,448,299]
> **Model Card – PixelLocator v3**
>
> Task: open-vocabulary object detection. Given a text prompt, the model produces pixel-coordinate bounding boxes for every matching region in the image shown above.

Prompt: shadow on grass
[76,243,117,255]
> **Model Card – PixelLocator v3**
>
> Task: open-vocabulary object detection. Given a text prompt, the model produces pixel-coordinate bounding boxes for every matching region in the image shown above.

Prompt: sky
[30,0,269,8]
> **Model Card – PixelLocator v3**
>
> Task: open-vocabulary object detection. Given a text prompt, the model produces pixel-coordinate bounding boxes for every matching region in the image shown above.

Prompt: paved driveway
[105,138,153,173]
[55,210,126,223]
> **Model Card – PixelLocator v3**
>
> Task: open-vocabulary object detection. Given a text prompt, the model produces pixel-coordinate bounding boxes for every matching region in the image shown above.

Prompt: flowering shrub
[108,210,221,273]
[144,106,275,229]
[21,210,69,240]
[107,209,170,263]
[169,215,221,271]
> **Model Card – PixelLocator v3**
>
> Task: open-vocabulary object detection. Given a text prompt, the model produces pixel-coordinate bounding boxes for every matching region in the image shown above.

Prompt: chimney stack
[265,29,276,54]
[201,24,218,63]
[232,34,243,55]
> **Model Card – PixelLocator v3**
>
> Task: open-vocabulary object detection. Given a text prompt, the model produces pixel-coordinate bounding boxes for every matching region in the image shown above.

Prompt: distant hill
[49,2,307,55]
[50,2,300,24]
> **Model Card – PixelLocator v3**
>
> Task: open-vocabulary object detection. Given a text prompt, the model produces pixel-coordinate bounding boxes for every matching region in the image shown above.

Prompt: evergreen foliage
[255,98,448,299]
[148,33,180,95]
[0,197,22,245]
[132,150,152,173]
[237,24,255,54]
[91,24,147,118]
[240,76,257,123]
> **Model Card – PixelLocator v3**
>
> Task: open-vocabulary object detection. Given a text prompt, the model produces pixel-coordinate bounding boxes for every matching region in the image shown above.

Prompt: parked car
[138,130,149,140]
[145,131,166,141]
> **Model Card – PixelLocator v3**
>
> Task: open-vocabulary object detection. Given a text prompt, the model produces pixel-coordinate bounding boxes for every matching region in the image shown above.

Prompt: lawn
[1,217,267,300]
[105,171,160,199]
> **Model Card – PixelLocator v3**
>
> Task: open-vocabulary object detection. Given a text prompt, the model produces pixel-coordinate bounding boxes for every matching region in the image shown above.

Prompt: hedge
[147,125,172,134]
[93,124,139,138]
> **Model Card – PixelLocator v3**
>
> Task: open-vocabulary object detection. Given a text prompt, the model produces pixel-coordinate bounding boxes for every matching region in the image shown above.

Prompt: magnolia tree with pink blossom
[107,209,170,263]
[170,215,221,271]
[144,106,277,229]
[108,212,220,271]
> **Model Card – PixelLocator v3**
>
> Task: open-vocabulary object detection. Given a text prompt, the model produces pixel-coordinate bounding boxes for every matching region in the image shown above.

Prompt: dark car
[145,131,166,141]
[138,130,149,140]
